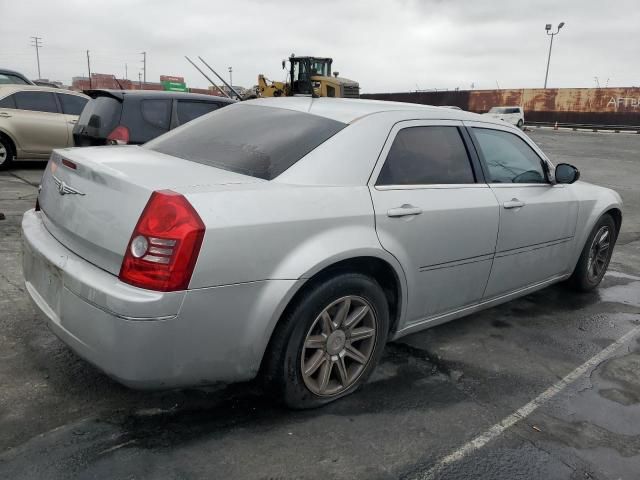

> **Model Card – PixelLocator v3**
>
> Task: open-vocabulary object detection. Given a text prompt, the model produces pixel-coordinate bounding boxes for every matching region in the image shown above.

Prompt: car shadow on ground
[18,280,626,460]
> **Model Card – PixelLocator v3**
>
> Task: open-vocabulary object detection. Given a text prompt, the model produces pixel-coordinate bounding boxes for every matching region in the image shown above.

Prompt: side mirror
[555,163,580,184]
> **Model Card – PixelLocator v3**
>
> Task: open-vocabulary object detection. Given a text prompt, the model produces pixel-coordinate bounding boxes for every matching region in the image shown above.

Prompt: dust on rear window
[144,104,347,180]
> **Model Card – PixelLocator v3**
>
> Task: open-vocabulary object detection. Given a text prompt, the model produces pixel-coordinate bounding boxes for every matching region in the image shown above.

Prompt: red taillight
[106,125,130,145]
[119,190,205,291]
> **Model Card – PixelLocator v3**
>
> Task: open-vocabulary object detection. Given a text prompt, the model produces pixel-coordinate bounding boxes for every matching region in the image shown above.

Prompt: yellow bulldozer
[257,55,359,99]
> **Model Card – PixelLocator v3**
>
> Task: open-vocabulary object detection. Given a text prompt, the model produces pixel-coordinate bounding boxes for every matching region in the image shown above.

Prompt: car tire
[0,135,14,170]
[517,119,524,129]
[568,214,617,292]
[262,272,389,409]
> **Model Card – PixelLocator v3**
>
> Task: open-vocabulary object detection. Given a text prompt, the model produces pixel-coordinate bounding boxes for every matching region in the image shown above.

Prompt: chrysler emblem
[52,175,85,196]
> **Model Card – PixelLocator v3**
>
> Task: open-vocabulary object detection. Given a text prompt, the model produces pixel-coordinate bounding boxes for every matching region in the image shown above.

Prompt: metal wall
[362,88,640,126]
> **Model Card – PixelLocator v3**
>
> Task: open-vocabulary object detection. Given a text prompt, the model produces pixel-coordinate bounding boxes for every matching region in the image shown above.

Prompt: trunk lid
[39,146,261,275]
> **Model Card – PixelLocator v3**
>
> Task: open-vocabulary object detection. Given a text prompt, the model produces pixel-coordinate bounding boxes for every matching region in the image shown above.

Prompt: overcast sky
[0,0,637,93]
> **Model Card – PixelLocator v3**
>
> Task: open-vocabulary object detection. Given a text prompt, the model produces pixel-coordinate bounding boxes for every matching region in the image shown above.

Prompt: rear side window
[141,99,171,130]
[507,107,521,114]
[76,96,121,135]
[0,94,16,108]
[376,126,475,185]
[145,104,346,180]
[59,94,88,115]
[176,100,219,125]
[473,128,546,183]
[14,91,58,113]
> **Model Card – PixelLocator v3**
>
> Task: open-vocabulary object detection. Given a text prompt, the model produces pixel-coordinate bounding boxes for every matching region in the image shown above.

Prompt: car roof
[0,84,88,97]
[244,97,497,125]
[85,89,236,103]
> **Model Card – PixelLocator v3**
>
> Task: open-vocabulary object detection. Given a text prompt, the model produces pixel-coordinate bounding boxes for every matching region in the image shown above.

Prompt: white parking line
[415,325,640,480]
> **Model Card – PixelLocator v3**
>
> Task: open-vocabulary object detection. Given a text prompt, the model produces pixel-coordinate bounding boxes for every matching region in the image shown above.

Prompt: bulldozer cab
[289,56,333,96]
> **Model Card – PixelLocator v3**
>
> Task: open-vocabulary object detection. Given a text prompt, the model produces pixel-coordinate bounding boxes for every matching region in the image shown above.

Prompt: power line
[30,36,43,79]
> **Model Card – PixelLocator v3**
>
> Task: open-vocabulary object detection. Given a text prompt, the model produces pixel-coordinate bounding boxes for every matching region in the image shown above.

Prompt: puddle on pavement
[598,348,640,406]
[528,411,640,458]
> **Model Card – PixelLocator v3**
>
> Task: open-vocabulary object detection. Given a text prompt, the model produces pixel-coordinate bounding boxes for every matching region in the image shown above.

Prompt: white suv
[483,106,524,129]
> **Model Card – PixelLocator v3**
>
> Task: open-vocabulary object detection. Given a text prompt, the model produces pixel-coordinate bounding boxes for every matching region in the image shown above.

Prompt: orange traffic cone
[554,121,558,130]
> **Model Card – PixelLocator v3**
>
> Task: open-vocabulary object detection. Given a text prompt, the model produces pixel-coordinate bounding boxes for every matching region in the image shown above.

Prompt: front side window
[376,126,475,186]
[14,91,58,113]
[176,100,219,125]
[59,94,88,116]
[473,128,546,183]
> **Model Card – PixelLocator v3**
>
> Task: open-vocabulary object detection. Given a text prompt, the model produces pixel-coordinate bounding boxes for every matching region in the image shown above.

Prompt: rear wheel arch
[301,256,404,335]
[260,255,405,371]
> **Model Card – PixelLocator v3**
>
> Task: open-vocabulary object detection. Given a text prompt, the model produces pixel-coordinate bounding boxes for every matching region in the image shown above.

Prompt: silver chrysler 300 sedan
[22,98,622,408]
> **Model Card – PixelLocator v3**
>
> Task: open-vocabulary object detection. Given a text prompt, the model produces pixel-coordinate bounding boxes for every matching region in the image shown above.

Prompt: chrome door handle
[387,204,423,217]
[503,198,525,209]
[68,119,77,124]
[0,112,11,118]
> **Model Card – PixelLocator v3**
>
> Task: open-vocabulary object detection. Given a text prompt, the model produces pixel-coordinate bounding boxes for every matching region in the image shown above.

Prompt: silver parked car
[22,98,622,408]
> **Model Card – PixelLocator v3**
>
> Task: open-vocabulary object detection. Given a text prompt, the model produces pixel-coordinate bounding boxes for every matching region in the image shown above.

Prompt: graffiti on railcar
[362,87,640,125]
[607,97,640,110]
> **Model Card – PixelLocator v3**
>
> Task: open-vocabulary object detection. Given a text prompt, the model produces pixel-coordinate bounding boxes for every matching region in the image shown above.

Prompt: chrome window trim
[375,183,489,191]
[487,183,565,189]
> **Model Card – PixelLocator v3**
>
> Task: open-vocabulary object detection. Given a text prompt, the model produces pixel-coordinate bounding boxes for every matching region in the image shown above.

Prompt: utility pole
[86,50,92,88]
[138,72,142,89]
[30,36,43,79]
[544,22,565,88]
[125,63,128,80]
[228,66,233,88]
[140,51,146,85]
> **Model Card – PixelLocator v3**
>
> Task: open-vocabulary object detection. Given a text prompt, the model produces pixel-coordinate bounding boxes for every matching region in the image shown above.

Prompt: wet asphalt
[0,129,639,479]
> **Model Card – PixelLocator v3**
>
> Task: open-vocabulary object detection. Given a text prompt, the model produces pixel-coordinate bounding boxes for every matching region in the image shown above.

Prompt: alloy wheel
[0,143,7,165]
[587,226,611,282]
[301,295,377,396]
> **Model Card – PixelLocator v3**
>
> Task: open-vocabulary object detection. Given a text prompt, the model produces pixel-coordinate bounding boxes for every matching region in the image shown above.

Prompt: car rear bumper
[22,208,298,389]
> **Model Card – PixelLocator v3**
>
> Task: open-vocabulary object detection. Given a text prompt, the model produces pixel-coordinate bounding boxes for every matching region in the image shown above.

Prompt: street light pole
[544,22,565,89]
[228,66,232,88]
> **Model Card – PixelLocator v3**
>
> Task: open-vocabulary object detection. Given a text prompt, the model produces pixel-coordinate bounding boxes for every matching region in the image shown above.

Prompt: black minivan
[73,90,235,146]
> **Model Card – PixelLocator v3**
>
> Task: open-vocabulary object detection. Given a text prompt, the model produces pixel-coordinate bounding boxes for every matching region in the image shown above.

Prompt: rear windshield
[0,73,29,85]
[76,95,121,135]
[145,104,347,180]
